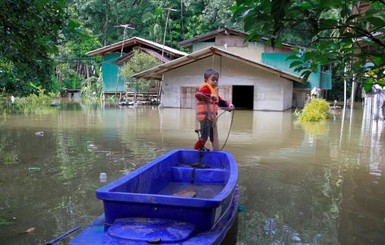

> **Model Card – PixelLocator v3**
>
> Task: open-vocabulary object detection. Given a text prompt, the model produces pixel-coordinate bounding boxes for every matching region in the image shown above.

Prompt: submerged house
[134,46,302,111]
[133,28,332,110]
[87,37,188,97]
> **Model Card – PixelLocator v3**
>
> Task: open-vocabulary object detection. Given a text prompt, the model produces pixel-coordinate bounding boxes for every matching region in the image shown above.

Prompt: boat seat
[171,167,226,184]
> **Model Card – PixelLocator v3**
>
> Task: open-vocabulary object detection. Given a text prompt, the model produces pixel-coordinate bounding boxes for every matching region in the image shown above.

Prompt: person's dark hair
[204,68,219,80]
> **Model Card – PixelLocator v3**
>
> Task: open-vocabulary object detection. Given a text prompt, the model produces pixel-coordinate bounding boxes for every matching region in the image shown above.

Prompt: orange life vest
[196,83,219,121]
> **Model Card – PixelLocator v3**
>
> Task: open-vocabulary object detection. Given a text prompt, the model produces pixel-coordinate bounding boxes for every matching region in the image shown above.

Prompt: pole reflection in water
[338,107,385,245]
[0,105,384,244]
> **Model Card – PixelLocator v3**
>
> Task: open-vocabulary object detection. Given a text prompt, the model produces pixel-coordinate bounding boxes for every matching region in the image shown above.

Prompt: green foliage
[55,63,82,90]
[0,85,60,114]
[0,89,12,114]
[363,68,385,93]
[0,0,102,97]
[0,0,70,96]
[72,0,239,49]
[56,17,102,91]
[0,60,17,93]
[232,0,385,89]
[80,76,103,103]
[202,0,238,29]
[2,0,240,97]
[120,50,161,93]
[297,99,330,122]
[327,72,345,101]
[14,85,59,109]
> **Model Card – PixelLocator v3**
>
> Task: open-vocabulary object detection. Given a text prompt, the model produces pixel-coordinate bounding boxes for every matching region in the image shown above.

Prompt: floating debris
[99,173,107,183]
[238,204,247,212]
[25,227,35,233]
[35,131,44,137]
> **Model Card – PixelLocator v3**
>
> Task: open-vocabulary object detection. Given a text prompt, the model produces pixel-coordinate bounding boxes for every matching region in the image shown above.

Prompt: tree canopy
[0,0,69,95]
[1,0,238,96]
[231,0,385,89]
[3,0,384,97]
[72,0,238,49]
[120,49,161,93]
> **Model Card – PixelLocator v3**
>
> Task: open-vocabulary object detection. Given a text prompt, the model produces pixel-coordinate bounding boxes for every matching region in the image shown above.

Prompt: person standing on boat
[193,69,235,150]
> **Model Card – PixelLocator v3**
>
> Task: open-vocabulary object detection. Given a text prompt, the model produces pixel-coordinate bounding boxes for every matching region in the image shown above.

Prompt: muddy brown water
[0,103,384,244]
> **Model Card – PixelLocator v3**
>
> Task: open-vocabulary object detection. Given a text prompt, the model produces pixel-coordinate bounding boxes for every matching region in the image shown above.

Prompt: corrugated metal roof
[137,47,170,63]
[132,46,304,83]
[179,28,248,47]
[87,36,188,57]
[179,27,306,50]
[113,47,170,65]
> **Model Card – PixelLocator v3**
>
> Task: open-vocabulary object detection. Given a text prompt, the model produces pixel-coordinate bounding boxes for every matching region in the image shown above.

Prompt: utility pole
[116,24,134,57]
[161,8,178,59]
[114,24,134,98]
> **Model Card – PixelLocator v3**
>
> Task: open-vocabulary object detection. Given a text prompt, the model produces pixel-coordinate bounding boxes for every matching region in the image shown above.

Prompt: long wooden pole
[210,98,219,151]
[212,114,219,151]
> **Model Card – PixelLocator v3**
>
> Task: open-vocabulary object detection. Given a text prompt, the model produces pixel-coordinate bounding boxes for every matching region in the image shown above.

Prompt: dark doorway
[232,85,254,110]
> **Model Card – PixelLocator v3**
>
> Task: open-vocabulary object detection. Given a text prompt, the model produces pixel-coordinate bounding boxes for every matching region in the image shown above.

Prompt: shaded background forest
[1,0,314,98]
[1,0,242,97]
[3,0,383,101]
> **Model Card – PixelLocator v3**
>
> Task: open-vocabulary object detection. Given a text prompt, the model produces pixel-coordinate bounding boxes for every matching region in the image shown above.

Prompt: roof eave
[179,28,248,48]
[133,46,303,83]
[86,37,188,57]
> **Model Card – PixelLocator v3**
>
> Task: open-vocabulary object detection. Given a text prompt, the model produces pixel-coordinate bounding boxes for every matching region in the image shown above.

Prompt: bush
[0,85,59,115]
[80,76,103,103]
[297,98,330,122]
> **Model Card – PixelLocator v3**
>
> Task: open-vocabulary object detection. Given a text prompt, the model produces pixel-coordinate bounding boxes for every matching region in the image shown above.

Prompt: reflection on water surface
[0,104,384,244]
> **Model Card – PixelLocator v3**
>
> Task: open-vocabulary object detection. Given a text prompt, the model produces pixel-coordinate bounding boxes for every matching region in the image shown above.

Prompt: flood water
[0,103,384,245]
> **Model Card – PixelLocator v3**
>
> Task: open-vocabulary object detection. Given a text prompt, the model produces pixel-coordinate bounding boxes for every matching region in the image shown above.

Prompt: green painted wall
[320,68,332,90]
[262,53,332,90]
[102,54,125,93]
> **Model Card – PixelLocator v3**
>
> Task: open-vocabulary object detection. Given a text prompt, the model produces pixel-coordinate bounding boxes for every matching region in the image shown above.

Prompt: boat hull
[70,149,239,244]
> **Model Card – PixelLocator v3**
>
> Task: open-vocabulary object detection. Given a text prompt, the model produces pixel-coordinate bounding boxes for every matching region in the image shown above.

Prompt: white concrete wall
[192,42,264,63]
[226,43,264,63]
[161,55,293,111]
[161,56,226,108]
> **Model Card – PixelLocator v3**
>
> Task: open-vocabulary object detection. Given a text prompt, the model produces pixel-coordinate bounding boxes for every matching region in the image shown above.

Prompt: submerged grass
[0,88,60,115]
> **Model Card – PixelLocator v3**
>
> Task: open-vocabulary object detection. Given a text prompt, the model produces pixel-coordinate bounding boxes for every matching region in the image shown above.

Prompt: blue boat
[70,149,239,245]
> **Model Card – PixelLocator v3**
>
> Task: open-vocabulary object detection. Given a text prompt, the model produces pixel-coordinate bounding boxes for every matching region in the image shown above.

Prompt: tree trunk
[86,64,90,78]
